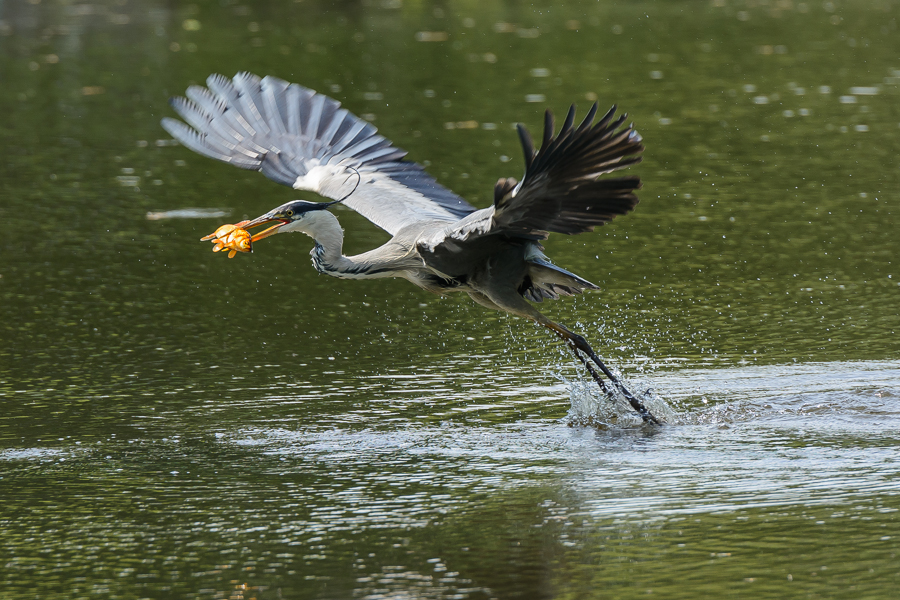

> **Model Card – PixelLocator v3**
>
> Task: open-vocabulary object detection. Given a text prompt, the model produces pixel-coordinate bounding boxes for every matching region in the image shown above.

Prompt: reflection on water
[2,361,898,598]
[145,208,233,220]
[1,0,899,598]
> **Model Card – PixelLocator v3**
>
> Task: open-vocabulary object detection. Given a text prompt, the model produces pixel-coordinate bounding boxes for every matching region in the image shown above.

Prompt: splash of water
[561,373,678,428]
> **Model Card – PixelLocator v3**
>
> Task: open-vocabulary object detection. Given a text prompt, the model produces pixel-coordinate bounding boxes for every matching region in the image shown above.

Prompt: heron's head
[242,200,336,241]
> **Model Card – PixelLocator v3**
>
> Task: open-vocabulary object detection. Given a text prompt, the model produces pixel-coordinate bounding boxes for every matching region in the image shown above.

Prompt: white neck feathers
[279,210,382,279]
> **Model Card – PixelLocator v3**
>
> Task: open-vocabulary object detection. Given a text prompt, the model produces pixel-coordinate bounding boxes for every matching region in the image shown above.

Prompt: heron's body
[163,72,660,424]
[286,209,593,319]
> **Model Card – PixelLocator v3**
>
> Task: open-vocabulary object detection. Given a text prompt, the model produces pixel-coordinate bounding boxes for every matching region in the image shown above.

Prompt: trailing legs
[541,320,661,425]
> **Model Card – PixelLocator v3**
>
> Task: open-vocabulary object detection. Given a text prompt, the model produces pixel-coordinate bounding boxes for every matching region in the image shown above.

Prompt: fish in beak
[200,200,334,258]
[200,212,287,258]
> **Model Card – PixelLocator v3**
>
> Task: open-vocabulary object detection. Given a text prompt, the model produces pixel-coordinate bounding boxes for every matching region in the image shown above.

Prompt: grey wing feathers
[493,103,643,238]
[161,72,476,235]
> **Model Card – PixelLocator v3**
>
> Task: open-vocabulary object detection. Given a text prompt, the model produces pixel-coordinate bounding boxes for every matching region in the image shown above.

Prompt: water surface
[1,1,898,598]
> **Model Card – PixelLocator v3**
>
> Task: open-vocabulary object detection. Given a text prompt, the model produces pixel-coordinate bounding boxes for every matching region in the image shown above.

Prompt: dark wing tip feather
[516,123,536,171]
[542,109,555,150]
[594,104,618,131]
[561,105,576,136]
[577,102,599,132]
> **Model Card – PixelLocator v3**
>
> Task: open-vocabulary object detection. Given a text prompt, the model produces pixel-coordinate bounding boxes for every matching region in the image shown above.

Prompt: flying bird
[162,72,660,424]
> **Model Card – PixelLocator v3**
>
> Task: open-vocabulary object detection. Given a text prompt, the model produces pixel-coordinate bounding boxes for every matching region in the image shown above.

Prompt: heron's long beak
[242,213,289,242]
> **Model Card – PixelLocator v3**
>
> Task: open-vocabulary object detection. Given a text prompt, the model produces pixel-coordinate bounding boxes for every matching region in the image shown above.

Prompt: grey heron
[162,72,660,424]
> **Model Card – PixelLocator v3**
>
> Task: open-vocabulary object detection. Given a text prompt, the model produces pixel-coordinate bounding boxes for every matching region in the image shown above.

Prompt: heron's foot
[540,318,662,425]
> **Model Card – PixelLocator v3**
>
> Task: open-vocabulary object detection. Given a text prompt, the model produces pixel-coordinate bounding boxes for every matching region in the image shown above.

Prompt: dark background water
[1,1,898,598]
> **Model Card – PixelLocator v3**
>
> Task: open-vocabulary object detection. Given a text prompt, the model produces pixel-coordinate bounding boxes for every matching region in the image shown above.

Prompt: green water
[1,0,898,598]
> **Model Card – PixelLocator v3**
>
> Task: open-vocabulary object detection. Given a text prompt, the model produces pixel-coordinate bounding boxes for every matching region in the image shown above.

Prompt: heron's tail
[522,259,599,302]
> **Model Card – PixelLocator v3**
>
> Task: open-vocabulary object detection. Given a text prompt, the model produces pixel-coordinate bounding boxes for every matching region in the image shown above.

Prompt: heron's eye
[286,209,294,217]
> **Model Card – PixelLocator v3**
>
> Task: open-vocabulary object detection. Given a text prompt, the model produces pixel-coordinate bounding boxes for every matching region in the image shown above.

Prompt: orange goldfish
[201,223,253,258]
[201,218,286,258]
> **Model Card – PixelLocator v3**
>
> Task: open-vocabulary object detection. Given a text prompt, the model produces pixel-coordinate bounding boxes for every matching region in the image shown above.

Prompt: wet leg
[467,287,661,424]
[542,321,661,425]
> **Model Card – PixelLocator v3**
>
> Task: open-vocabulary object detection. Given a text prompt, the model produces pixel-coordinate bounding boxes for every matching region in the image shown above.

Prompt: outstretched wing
[496,103,643,236]
[161,72,476,235]
[419,103,643,254]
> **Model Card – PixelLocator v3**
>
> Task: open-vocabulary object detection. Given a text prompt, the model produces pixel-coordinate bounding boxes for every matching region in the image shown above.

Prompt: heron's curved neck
[285,211,382,279]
